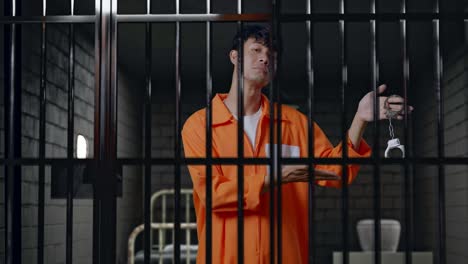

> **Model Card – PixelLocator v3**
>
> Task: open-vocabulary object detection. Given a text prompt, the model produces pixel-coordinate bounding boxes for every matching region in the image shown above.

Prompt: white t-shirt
[225,101,262,148]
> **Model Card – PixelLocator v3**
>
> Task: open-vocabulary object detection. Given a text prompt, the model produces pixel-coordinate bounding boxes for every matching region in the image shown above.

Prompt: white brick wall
[0,24,143,263]
[413,45,468,263]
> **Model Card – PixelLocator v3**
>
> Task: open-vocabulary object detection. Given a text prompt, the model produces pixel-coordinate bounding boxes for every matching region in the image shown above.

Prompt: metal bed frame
[128,189,197,264]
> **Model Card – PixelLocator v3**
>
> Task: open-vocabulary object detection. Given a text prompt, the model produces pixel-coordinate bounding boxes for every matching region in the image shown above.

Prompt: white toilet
[356,219,401,252]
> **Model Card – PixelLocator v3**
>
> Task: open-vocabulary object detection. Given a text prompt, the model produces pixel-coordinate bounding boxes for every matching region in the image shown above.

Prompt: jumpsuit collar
[212,93,286,126]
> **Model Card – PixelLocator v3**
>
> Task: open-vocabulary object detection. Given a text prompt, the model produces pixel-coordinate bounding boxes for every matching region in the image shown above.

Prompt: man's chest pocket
[265,144,300,158]
[264,144,300,176]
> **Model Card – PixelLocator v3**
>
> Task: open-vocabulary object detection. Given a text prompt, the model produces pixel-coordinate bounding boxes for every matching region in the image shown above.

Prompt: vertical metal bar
[188,193,191,256]
[268,1,277,261]
[159,195,166,264]
[370,0,382,263]
[37,1,47,263]
[205,0,213,262]
[410,104,418,264]
[185,194,190,264]
[160,195,167,250]
[144,0,152,262]
[92,0,101,262]
[236,1,244,263]
[400,0,413,263]
[109,0,119,261]
[174,0,182,262]
[93,0,118,262]
[66,1,76,263]
[271,0,281,262]
[162,195,166,254]
[270,0,283,264]
[3,0,22,262]
[305,0,316,263]
[338,0,350,263]
[434,0,446,263]
[110,0,118,191]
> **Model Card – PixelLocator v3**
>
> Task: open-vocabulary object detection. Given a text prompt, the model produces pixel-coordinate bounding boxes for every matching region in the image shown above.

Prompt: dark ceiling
[8,0,468,106]
[115,0,467,106]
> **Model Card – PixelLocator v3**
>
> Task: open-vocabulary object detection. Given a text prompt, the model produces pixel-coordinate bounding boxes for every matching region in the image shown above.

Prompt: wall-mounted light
[76,134,88,159]
[51,133,122,199]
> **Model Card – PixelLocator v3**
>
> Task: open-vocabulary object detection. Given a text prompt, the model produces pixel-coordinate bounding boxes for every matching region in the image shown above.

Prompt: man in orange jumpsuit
[182,25,413,263]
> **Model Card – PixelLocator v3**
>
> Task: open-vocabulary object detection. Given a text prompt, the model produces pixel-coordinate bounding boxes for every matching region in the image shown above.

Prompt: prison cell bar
[205,0,213,263]
[66,0,76,263]
[236,0,245,263]
[92,0,119,262]
[0,14,467,26]
[143,0,152,262]
[400,0,414,263]
[305,0,317,263]
[267,24,275,264]
[111,0,119,261]
[271,0,284,263]
[174,0,182,262]
[1,12,468,24]
[434,0,446,263]
[279,13,468,22]
[370,0,383,263]
[162,195,166,259]
[37,0,48,263]
[3,0,22,262]
[185,193,192,262]
[110,0,120,262]
[92,0,101,262]
[339,0,351,263]
[5,156,468,167]
[268,1,279,264]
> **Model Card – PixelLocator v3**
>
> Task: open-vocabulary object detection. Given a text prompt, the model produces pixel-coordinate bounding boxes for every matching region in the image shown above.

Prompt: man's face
[232,37,274,88]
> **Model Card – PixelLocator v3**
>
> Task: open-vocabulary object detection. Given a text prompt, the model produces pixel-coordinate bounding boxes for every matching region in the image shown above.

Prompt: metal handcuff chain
[384,95,405,158]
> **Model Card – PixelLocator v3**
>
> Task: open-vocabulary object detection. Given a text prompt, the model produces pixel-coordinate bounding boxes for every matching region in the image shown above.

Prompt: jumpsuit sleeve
[182,116,265,213]
[312,122,372,188]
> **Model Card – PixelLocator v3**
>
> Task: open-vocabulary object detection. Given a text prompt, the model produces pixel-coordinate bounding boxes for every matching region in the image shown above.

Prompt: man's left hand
[356,84,414,122]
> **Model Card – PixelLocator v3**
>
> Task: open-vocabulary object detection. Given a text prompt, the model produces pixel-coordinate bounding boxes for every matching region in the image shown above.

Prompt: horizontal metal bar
[2,157,468,165]
[2,12,466,24]
[117,13,270,22]
[0,15,95,23]
[280,12,468,22]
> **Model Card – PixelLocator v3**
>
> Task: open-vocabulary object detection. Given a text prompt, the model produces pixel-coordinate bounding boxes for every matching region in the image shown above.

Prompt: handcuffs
[384,95,405,158]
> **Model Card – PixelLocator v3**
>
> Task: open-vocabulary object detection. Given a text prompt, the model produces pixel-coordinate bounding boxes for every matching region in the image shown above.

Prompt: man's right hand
[261,165,340,193]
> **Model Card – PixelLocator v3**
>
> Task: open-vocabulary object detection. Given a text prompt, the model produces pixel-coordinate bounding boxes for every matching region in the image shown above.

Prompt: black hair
[231,24,278,52]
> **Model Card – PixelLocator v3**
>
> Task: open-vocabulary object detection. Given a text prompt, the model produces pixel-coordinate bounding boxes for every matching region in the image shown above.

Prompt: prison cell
[1,0,467,264]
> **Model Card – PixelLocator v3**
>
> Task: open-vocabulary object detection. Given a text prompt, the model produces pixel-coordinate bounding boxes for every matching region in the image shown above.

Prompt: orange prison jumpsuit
[181,93,372,264]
